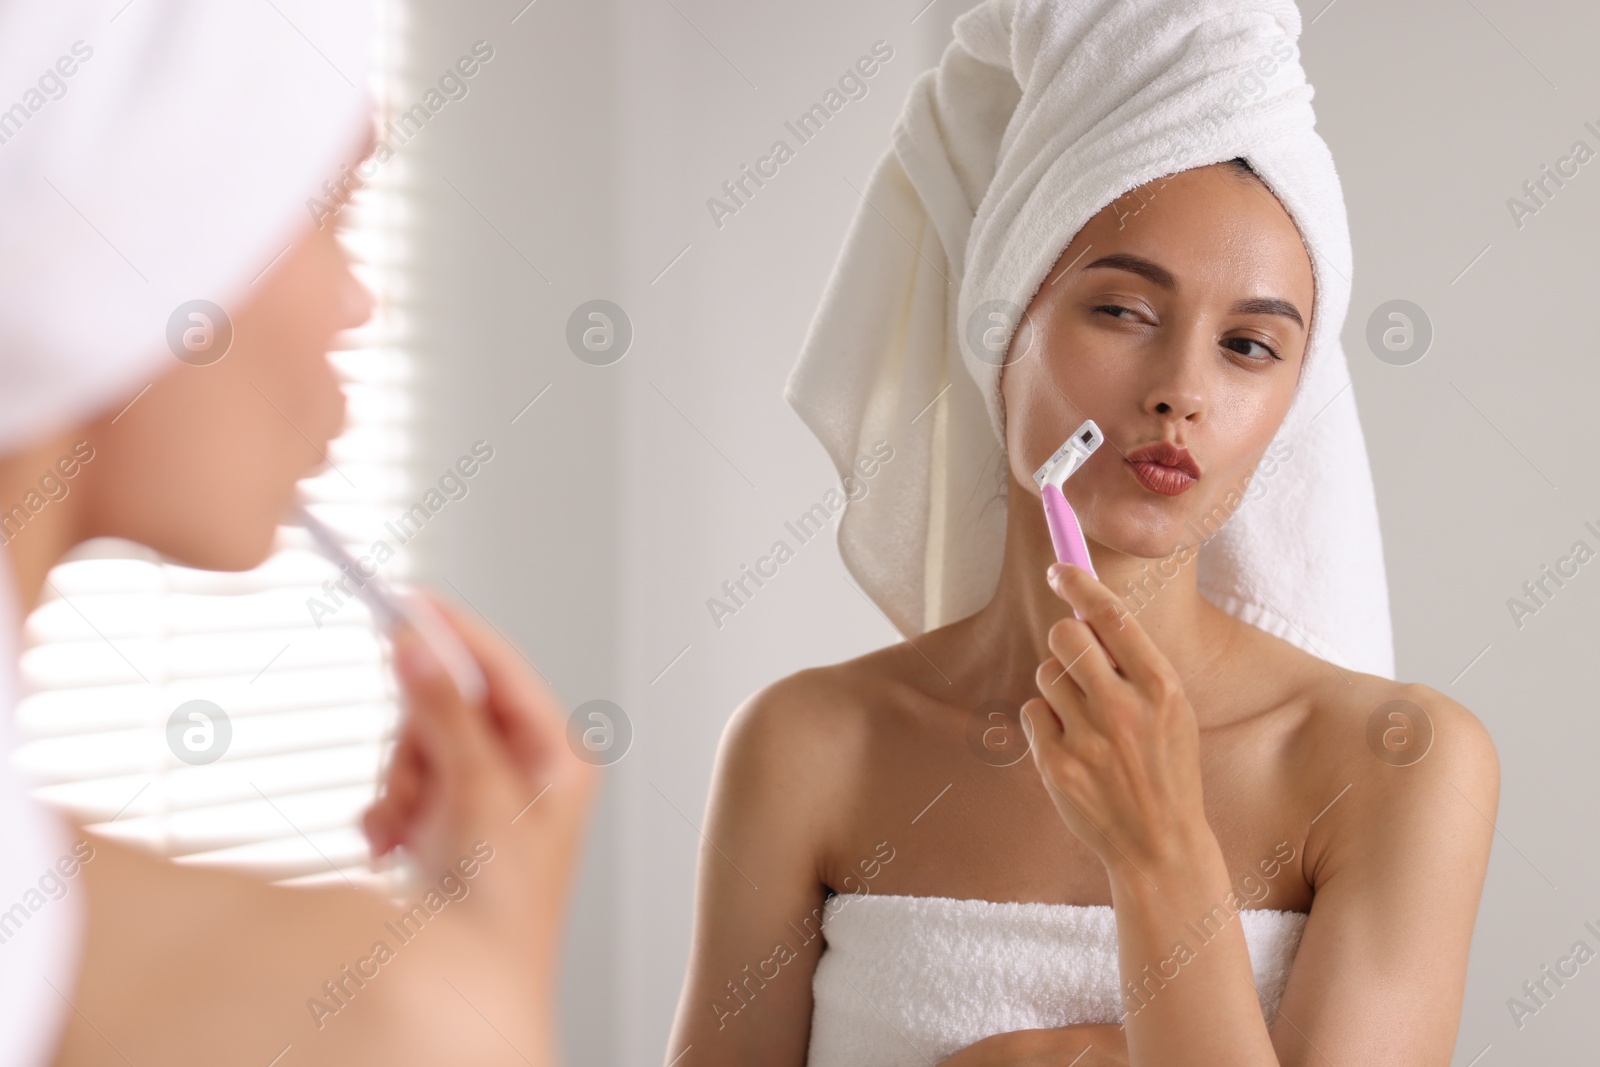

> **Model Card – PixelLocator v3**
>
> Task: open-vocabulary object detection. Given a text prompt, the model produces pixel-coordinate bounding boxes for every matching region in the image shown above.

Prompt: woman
[667,1,1497,1065]
[0,3,593,1064]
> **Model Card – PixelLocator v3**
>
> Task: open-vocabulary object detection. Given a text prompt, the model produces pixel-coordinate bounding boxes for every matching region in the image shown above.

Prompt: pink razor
[1032,420,1103,620]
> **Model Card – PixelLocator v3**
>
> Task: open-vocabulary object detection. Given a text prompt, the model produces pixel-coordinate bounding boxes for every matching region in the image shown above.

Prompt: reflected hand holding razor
[294,502,489,708]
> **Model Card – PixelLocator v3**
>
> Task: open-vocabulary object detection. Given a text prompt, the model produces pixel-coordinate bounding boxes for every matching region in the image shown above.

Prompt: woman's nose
[1143,339,1207,421]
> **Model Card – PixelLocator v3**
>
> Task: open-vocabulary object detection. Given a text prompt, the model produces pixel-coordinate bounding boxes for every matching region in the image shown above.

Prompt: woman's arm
[1109,687,1500,1067]
[938,1022,1129,1065]
[665,673,849,1067]
[1021,563,1498,1066]
[1264,687,1498,1066]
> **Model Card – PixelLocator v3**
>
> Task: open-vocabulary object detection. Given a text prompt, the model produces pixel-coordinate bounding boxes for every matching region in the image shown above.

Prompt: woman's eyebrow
[1083,252,1175,289]
[1231,296,1304,329]
[1082,253,1304,329]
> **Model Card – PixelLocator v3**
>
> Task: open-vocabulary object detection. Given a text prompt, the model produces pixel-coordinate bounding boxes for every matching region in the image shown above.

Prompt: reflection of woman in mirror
[0,7,593,1064]
[668,0,1498,1064]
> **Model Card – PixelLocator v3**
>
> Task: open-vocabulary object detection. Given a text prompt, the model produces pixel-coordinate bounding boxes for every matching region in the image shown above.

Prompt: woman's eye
[1224,336,1281,362]
[1089,306,1279,362]
[1092,304,1138,321]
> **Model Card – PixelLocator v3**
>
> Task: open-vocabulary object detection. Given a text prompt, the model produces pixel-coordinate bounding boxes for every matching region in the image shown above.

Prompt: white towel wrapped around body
[805,893,1308,1066]
[784,0,1394,677]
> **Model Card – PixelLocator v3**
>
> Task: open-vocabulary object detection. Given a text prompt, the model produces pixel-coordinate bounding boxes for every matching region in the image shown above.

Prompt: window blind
[11,0,414,892]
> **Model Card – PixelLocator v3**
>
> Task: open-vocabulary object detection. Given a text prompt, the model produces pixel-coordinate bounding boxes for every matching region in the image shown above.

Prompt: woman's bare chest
[823,709,1318,913]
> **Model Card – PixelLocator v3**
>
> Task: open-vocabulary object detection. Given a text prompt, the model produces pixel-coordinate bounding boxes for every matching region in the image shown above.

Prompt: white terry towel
[785,0,1394,678]
[0,0,373,456]
[806,893,1308,1066]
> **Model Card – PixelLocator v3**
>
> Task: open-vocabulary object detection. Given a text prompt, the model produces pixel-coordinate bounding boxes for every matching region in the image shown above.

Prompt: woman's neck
[946,476,1238,717]
[0,431,84,617]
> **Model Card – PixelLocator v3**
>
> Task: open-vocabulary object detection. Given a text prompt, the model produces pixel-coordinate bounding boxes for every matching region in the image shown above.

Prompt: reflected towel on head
[784,0,1393,678]
[0,0,374,456]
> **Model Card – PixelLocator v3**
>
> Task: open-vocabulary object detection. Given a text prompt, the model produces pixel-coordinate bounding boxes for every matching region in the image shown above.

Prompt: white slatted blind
[12,0,413,891]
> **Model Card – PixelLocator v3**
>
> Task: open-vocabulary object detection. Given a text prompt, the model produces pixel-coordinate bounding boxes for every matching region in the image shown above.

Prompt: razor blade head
[1031,420,1103,489]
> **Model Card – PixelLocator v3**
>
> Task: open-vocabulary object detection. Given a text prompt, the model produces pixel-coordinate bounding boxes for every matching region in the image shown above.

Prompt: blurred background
[13,0,1600,1063]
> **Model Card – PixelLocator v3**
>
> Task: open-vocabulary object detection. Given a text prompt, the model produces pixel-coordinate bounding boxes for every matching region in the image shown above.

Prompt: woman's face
[75,211,373,570]
[999,162,1315,561]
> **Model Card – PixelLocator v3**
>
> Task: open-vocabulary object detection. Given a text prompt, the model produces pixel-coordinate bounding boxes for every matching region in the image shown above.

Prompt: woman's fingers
[1019,696,1064,749]
[419,591,567,776]
[1047,563,1173,690]
[363,725,426,856]
[394,627,492,778]
[1044,617,1120,700]
[1033,654,1083,717]
[364,626,496,862]
[365,588,589,867]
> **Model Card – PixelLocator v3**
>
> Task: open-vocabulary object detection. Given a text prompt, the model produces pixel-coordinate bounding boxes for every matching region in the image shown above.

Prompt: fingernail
[1047,562,1071,587]
[395,631,441,684]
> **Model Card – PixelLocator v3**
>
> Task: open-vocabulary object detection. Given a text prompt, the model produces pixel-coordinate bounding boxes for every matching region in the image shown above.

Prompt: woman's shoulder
[1234,620,1498,788]
[719,644,919,773]
[1291,659,1501,882]
[703,645,944,885]
[1299,665,1498,785]
[711,645,929,830]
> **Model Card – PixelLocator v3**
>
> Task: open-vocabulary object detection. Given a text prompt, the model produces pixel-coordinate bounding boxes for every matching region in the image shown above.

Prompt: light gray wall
[1305,3,1600,1062]
[406,1,1600,1062]
[608,6,946,1064]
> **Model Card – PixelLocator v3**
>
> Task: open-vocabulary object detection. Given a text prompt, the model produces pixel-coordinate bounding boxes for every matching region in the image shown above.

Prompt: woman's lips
[1127,459,1197,496]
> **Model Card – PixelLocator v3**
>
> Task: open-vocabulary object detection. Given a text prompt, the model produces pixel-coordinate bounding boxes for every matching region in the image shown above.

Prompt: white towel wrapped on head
[785,0,1394,677]
[0,0,374,456]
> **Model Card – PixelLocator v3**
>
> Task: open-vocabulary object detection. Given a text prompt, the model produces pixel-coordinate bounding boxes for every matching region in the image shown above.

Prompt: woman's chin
[1085,512,1206,565]
[155,521,282,573]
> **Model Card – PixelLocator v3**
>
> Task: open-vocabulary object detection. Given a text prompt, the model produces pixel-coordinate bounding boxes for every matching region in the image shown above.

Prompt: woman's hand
[1019,562,1210,877]
[362,591,597,962]
[935,1023,1129,1066]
